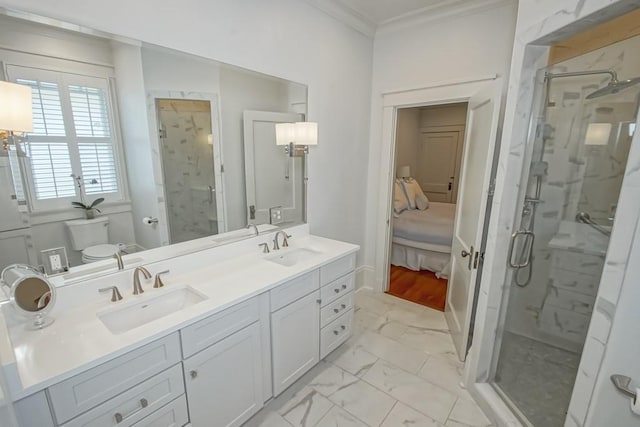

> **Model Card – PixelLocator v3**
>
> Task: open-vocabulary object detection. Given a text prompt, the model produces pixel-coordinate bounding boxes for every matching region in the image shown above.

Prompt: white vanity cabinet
[183,322,263,427]
[271,286,321,395]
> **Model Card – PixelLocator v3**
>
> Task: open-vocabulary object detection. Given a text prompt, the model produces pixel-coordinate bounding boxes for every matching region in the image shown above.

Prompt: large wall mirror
[0,11,308,281]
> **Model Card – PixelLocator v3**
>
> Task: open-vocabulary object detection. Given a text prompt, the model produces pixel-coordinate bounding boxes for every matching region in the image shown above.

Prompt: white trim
[301,0,376,37]
[374,77,499,293]
[355,265,374,291]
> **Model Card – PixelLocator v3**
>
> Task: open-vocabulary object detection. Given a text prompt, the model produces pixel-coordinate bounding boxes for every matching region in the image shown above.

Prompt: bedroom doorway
[377,77,503,362]
[388,103,468,312]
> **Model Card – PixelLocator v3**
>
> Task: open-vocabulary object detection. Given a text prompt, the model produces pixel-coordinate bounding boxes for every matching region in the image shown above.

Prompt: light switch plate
[269,206,284,225]
[41,247,69,276]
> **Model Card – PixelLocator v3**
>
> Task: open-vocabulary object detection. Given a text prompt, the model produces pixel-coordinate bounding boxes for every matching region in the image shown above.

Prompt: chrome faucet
[247,224,259,236]
[113,252,124,270]
[133,266,151,295]
[272,231,290,251]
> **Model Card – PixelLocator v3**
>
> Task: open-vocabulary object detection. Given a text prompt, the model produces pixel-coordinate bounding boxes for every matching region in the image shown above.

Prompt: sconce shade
[397,165,410,179]
[295,122,318,146]
[276,122,296,146]
[0,81,33,132]
[585,123,611,146]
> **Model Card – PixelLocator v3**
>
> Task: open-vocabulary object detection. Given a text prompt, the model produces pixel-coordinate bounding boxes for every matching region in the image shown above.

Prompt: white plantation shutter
[6,65,123,210]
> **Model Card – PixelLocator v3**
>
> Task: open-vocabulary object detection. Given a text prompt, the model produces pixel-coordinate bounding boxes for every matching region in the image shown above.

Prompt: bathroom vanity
[0,225,358,427]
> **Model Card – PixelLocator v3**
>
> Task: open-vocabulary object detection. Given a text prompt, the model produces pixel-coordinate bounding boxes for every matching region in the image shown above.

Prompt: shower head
[586,76,640,99]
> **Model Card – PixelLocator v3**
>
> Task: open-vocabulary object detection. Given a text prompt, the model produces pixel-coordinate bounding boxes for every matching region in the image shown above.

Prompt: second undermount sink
[265,248,323,267]
[98,286,207,334]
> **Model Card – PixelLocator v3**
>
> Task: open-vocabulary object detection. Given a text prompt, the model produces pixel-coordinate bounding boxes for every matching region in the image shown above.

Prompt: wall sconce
[584,123,611,146]
[0,81,33,155]
[276,122,318,157]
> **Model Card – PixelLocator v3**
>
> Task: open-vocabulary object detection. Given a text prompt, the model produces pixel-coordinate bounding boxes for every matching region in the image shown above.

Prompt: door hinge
[487,180,496,197]
[158,128,167,139]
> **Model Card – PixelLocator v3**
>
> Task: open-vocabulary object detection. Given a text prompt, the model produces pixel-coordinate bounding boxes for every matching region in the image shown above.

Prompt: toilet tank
[65,217,109,250]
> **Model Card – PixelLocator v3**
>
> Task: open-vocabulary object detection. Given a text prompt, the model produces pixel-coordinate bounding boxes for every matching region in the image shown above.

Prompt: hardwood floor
[386,265,447,311]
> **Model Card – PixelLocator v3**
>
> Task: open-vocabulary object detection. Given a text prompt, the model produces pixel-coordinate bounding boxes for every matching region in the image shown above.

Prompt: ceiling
[305,0,508,36]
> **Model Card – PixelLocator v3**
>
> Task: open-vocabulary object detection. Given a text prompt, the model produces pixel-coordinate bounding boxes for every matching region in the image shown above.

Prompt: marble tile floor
[494,331,580,427]
[244,289,493,427]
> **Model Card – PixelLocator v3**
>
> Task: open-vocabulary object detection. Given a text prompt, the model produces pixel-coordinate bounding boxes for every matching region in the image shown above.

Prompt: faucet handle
[99,286,123,302]
[258,243,270,254]
[154,270,170,288]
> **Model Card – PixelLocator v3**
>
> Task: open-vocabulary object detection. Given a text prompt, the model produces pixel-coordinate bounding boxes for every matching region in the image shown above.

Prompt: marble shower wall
[504,35,640,351]
[158,100,217,244]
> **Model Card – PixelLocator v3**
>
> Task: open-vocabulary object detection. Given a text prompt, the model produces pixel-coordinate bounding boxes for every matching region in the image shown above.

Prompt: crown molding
[304,0,515,39]
[376,0,516,35]
[302,0,377,38]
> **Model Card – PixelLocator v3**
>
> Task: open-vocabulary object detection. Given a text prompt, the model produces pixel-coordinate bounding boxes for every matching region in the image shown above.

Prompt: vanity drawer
[49,333,181,424]
[61,364,185,427]
[320,309,353,359]
[320,272,354,307]
[321,291,354,327]
[181,296,259,358]
[270,270,319,312]
[320,254,355,286]
[132,395,188,427]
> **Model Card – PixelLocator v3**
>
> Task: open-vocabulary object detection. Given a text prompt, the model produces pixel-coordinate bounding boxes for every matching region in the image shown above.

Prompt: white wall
[1,0,375,268]
[393,108,420,178]
[363,1,518,282]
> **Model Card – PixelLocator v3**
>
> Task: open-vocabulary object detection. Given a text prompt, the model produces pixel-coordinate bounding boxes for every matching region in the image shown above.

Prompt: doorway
[387,103,468,312]
[376,77,503,361]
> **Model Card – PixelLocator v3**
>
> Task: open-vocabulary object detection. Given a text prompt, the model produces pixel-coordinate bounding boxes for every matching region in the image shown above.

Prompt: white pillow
[393,180,409,214]
[401,179,429,210]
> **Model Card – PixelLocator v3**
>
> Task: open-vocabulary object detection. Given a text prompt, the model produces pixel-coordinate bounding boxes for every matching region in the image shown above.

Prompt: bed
[391,202,456,278]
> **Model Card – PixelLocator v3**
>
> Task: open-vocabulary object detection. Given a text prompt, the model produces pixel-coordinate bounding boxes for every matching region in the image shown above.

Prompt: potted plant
[72,198,104,219]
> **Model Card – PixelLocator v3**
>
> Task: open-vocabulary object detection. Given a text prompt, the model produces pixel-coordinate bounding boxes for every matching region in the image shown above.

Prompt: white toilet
[65,217,121,263]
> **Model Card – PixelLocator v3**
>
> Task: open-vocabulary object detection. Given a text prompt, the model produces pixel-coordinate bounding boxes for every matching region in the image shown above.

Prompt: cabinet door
[183,322,263,427]
[271,290,320,396]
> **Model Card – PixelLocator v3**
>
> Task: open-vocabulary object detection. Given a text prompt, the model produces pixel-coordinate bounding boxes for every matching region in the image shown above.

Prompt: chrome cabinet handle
[114,398,148,423]
[190,370,198,379]
[316,299,322,304]
[334,308,339,313]
[341,325,346,330]
[341,284,347,290]
[333,330,339,335]
[341,304,346,309]
[334,288,340,293]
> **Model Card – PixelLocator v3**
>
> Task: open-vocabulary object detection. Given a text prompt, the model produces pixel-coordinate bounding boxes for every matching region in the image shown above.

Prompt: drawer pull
[317,299,322,304]
[190,370,198,379]
[334,308,339,313]
[334,288,340,293]
[114,398,148,423]
[341,325,346,330]
[341,304,346,309]
[333,330,339,335]
[341,284,347,290]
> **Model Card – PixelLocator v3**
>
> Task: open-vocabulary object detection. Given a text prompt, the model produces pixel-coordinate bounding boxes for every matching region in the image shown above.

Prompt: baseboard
[355,265,375,291]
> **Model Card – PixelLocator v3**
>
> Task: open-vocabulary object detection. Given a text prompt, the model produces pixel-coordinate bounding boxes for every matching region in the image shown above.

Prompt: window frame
[5,63,128,212]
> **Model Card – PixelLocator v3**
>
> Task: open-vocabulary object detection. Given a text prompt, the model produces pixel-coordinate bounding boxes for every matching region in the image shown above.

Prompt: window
[6,65,123,210]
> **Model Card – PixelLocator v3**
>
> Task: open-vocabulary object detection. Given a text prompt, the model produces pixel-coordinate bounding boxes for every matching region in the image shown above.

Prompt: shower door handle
[507,230,535,268]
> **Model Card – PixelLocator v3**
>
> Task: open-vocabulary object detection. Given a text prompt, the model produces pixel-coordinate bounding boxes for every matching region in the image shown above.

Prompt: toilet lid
[83,244,120,259]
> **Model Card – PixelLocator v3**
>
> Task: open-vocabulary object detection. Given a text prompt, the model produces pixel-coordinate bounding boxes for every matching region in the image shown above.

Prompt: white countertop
[0,227,359,400]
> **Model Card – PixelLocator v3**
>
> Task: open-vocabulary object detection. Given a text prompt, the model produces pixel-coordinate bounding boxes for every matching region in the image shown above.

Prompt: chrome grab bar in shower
[507,230,535,268]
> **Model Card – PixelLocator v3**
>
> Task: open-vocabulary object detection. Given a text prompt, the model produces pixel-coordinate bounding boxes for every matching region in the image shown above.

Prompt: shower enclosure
[490,35,640,426]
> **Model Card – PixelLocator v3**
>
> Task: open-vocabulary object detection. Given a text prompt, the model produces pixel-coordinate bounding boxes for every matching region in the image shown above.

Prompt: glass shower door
[492,64,638,426]
[157,99,218,244]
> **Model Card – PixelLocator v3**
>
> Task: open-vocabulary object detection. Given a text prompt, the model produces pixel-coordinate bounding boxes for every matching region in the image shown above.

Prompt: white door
[417,131,462,203]
[271,290,320,396]
[581,217,640,426]
[243,111,304,225]
[183,323,263,427]
[445,80,502,361]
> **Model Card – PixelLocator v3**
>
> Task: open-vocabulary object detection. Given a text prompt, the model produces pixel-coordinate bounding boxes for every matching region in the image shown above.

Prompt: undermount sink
[98,287,206,334]
[265,248,322,267]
